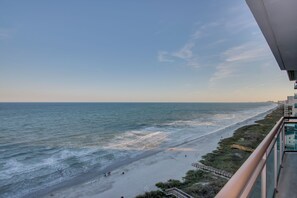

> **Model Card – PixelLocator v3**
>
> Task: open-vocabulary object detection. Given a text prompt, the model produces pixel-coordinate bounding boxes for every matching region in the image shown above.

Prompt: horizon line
[0,101,277,103]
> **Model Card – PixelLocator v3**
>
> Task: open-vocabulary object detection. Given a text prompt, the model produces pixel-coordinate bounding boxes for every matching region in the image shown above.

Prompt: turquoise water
[0,102,276,197]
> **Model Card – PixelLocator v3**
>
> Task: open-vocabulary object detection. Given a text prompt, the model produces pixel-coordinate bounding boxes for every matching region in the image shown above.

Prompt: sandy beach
[41,107,276,198]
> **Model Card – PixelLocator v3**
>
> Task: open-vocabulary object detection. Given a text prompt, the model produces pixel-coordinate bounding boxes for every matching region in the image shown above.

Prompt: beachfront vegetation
[136,106,283,198]
[135,190,166,198]
[200,106,283,173]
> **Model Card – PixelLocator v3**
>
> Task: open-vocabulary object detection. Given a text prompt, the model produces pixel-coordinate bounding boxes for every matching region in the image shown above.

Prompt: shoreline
[32,105,279,198]
[141,105,283,197]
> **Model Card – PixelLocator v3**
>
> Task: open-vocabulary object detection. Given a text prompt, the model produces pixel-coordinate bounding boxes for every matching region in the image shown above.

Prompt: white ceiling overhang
[246,0,297,80]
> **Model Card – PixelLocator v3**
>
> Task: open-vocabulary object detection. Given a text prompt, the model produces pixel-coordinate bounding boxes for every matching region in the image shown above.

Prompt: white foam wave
[0,148,99,180]
[213,113,235,120]
[165,120,216,127]
[104,130,167,150]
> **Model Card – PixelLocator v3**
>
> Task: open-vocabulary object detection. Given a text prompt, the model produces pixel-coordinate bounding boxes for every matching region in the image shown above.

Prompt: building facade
[284,95,297,117]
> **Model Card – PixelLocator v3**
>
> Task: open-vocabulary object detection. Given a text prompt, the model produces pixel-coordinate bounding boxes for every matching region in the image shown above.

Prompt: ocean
[0,102,277,197]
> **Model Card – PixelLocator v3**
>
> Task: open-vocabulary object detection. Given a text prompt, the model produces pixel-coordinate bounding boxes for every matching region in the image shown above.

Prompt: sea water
[0,102,277,197]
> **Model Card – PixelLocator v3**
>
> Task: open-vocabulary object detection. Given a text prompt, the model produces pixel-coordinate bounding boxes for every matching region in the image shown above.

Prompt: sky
[0,0,293,102]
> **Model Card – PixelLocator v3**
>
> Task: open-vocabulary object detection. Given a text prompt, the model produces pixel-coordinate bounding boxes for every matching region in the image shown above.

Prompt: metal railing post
[261,154,267,198]
[282,126,285,151]
[280,127,283,165]
[274,141,277,190]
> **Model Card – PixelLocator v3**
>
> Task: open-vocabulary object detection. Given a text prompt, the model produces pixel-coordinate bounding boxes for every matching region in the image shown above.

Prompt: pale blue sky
[0,0,293,102]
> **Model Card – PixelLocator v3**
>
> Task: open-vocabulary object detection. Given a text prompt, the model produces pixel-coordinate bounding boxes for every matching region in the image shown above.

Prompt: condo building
[284,96,297,117]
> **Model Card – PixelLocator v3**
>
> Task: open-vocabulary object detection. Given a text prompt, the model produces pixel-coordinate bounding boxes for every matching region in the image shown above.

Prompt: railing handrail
[216,117,285,198]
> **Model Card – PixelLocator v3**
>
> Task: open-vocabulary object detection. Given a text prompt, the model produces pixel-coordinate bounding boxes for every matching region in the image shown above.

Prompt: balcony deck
[276,152,297,198]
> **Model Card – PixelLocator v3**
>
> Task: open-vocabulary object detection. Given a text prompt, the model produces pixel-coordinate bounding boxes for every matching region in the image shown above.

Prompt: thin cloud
[209,42,271,83]
[191,30,202,40]
[224,42,270,62]
[157,22,218,67]
[158,51,174,62]
[209,62,235,83]
[157,8,259,69]
[158,41,200,68]
[191,22,220,40]
[173,41,195,59]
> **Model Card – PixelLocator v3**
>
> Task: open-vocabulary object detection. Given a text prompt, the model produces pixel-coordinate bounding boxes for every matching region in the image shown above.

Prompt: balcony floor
[276,152,297,198]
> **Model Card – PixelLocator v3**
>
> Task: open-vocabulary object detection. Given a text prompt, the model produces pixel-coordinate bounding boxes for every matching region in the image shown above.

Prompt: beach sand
[43,108,276,198]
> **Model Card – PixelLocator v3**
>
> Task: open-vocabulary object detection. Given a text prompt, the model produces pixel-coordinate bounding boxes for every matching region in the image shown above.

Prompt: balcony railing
[216,117,297,198]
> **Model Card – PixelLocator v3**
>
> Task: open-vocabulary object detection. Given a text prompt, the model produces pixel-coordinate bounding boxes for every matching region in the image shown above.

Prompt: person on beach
[122,171,125,175]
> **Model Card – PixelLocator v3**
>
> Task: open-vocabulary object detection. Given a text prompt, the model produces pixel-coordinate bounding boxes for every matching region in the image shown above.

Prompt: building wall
[284,96,297,116]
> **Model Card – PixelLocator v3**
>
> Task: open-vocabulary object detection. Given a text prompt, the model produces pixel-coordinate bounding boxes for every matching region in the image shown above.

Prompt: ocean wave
[104,130,168,150]
[213,113,235,120]
[165,120,216,127]
[0,148,101,181]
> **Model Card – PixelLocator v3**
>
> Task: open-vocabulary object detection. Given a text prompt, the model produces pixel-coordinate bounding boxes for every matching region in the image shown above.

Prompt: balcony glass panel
[248,173,261,198]
[266,149,275,198]
[277,135,280,173]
